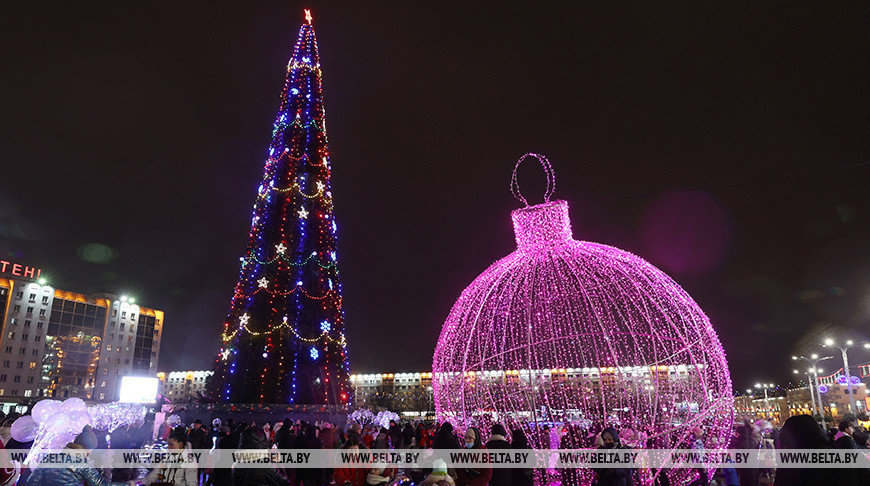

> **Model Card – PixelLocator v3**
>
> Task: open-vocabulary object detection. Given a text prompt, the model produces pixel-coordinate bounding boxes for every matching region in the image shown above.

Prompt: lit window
[29,362,36,369]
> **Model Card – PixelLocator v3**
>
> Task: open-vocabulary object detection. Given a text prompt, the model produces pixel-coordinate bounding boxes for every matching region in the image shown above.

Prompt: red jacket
[335,467,367,486]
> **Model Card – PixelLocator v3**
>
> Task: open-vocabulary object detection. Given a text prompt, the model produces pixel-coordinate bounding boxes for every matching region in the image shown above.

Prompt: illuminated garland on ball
[432,154,733,486]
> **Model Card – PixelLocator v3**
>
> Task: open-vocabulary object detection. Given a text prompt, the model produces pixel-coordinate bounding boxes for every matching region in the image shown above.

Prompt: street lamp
[794,369,818,417]
[822,338,867,415]
[754,383,774,419]
[793,354,832,418]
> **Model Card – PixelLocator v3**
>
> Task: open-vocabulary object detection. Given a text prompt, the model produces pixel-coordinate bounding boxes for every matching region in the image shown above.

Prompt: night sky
[2,2,868,393]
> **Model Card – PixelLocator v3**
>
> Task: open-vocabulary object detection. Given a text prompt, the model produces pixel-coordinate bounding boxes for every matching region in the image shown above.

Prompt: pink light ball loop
[511,153,556,206]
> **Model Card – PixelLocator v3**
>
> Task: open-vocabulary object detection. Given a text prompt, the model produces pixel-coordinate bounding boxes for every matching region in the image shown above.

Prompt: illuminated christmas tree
[208,11,351,404]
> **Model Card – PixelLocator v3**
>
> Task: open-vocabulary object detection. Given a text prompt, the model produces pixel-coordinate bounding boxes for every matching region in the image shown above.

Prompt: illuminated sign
[119,376,159,403]
[0,260,42,280]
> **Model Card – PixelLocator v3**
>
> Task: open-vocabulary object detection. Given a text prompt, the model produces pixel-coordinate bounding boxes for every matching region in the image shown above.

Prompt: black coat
[210,434,235,486]
[485,437,512,486]
[232,428,290,486]
[774,415,860,486]
[187,426,209,450]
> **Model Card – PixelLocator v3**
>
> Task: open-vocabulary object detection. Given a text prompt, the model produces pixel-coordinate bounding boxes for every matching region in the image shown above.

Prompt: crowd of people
[0,409,868,486]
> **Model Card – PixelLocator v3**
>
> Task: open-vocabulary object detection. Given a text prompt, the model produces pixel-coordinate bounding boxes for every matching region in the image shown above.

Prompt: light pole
[822,339,869,415]
[754,383,774,420]
[793,354,832,419]
[794,369,817,417]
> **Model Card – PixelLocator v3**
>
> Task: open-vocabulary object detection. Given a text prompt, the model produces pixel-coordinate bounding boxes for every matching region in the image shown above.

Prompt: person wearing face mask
[455,427,491,486]
[593,427,634,486]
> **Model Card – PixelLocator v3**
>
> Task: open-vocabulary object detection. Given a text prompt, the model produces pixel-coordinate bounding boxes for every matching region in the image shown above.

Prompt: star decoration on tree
[239,313,250,326]
[257,277,270,288]
[221,349,231,360]
[275,243,287,254]
[315,180,325,192]
[298,207,309,219]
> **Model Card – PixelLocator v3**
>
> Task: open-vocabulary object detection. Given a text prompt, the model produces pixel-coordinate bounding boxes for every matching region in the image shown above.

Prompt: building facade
[733,383,868,425]
[157,370,213,403]
[0,263,163,403]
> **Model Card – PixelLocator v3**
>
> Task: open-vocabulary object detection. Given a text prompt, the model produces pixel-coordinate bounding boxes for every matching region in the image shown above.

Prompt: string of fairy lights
[432,154,733,486]
[210,13,350,405]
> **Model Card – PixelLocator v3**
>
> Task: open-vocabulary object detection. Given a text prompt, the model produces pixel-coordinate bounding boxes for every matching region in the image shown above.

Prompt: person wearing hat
[455,427,491,486]
[422,459,455,486]
[485,424,512,486]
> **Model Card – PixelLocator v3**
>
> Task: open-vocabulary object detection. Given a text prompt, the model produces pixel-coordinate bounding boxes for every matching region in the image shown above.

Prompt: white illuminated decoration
[257,277,270,288]
[298,207,309,219]
[239,313,250,326]
[315,180,325,192]
[275,243,287,254]
[119,376,159,403]
[221,349,231,360]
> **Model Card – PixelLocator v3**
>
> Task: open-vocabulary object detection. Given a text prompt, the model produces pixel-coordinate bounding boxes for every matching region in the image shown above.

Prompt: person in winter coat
[374,428,392,450]
[295,423,324,486]
[402,423,416,448]
[593,427,634,486]
[335,439,368,486]
[208,426,235,486]
[142,431,199,486]
[732,422,760,486]
[26,428,136,486]
[773,415,860,486]
[510,428,534,486]
[232,427,291,486]
[187,419,209,450]
[276,417,297,449]
[456,427,492,486]
[422,459,456,486]
[433,423,462,450]
[347,423,363,445]
[485,424,513,486]
[388,421,402,450]
[321,423,337,449]
[834,420,859,449]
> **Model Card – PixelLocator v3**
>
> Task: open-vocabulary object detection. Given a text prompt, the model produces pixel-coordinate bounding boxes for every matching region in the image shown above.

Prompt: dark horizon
[1,2,868,393]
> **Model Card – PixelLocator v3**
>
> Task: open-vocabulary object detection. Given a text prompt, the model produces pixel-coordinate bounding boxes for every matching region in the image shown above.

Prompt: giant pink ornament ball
[432,154,734,485]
